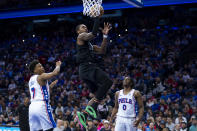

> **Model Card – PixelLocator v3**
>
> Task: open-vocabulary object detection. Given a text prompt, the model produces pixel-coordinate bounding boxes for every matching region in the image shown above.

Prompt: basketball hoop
[82,0,103,18]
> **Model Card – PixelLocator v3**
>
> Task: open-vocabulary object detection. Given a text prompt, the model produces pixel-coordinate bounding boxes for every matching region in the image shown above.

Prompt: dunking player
[110,76,144,131]
[75,16,113,128]
[28,60,61,131]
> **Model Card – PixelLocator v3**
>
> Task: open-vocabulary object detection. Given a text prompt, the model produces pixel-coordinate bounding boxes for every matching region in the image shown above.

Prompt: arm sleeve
[92,17,100,35]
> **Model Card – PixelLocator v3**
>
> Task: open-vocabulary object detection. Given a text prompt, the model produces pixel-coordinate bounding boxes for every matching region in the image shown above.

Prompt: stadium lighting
[1,1,197,19]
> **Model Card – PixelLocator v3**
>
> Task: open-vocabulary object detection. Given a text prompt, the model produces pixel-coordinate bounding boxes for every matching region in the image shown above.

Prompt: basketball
[89,4,104,17]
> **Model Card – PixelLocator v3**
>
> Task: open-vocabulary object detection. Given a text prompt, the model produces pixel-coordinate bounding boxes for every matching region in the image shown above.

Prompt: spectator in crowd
[166,117,175,131]
[162,128,169,131]
[189,117,197,131]
[100,120,111,131]
[180,121,187,131]
[55,103,64,115]
[146,122,155,131]
[0,117,6,125]
[53,119,64,131]
[159,120,166,131]
[7,115,15,125]
[8,80,17,91]
[169,89,180,103]
[175,111,187,124]
[160,91,170,103]
[174,124,181,131]
[64,110,72,122]
[87,119,97,131]
[63,121,71,131]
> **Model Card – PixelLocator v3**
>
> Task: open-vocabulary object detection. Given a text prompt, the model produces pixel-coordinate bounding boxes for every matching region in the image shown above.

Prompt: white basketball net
[82,0,103,17]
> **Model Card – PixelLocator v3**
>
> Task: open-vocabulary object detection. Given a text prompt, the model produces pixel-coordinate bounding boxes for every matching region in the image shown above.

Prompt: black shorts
[79,62,111,93]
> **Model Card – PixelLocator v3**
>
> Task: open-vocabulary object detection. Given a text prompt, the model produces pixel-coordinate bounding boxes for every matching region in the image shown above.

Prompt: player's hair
[76,24,83,33]
[29,60,39,73]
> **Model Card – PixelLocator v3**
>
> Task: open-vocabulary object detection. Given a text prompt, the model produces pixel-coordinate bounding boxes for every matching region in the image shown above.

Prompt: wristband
[55,65,60,71]
[103,35,108,38]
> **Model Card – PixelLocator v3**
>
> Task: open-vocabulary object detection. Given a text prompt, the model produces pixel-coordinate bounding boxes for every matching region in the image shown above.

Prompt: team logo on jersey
[118,98,132,104]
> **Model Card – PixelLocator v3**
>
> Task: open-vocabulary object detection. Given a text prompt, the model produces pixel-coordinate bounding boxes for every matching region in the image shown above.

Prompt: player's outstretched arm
[93,22,112,54]
[133,90,144,127]
[38,61,61,81]
[110,91,119,123]
[78,17,100,42]
[78,32,95,42]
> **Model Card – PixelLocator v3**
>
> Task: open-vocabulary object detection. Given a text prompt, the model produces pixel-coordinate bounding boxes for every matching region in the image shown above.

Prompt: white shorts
[115,116,137,131]
[29,101,56,131]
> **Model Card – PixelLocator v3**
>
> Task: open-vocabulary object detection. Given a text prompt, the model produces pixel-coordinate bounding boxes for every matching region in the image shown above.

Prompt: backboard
[122,0,144,7]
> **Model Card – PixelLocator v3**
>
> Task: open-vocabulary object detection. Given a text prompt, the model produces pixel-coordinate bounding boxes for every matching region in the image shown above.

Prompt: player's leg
[29,103,42,131]
[95,68,113,99]
[88,68,113,112]
[115,121,126,131]
[126,118,137,131]
[80,68,113,122]
[125,123,137,131]
[40,102,56,131]
[76,67,112,128]
[84,80,100,119]
[76,79,98,129]
[79,68,112,121]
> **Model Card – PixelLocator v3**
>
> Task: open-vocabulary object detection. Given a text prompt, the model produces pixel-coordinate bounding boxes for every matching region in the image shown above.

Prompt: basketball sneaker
[75,106,97,129]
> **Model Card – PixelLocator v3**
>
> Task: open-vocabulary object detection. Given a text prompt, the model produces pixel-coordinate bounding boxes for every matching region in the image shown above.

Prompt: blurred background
[0,0,197,131]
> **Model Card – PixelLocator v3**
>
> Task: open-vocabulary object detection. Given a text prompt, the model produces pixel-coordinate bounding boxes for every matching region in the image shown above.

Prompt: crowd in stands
[0,0,119,10]
[0,5,197,131]
[0,0,78,10]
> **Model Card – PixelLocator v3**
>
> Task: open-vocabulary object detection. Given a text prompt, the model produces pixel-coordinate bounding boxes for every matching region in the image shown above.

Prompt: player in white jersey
[110,76,144,131]
[28,60,61,131]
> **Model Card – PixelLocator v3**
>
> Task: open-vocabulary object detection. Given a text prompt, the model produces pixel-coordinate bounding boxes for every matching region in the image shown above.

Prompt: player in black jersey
[75,17,112,129]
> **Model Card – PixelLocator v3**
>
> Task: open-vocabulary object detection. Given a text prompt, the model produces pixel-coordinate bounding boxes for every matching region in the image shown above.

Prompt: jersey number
[123,105,127,110]
[31,87,35,99]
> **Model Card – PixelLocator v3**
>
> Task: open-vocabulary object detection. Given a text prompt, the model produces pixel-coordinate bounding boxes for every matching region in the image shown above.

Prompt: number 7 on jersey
[31,87,35,99]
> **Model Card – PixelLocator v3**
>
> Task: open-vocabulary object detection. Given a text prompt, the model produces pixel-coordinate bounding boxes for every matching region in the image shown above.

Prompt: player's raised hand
[56,61,62,66]
[102,22,112,35]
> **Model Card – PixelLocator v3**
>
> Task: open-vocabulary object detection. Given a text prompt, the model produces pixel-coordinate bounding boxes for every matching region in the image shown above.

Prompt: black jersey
[76,41,95,64]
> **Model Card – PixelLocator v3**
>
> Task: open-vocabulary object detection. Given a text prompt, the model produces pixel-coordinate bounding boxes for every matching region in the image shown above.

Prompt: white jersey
[28,75,56,131]
[28,75,50,103]
[117,89,136,118]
